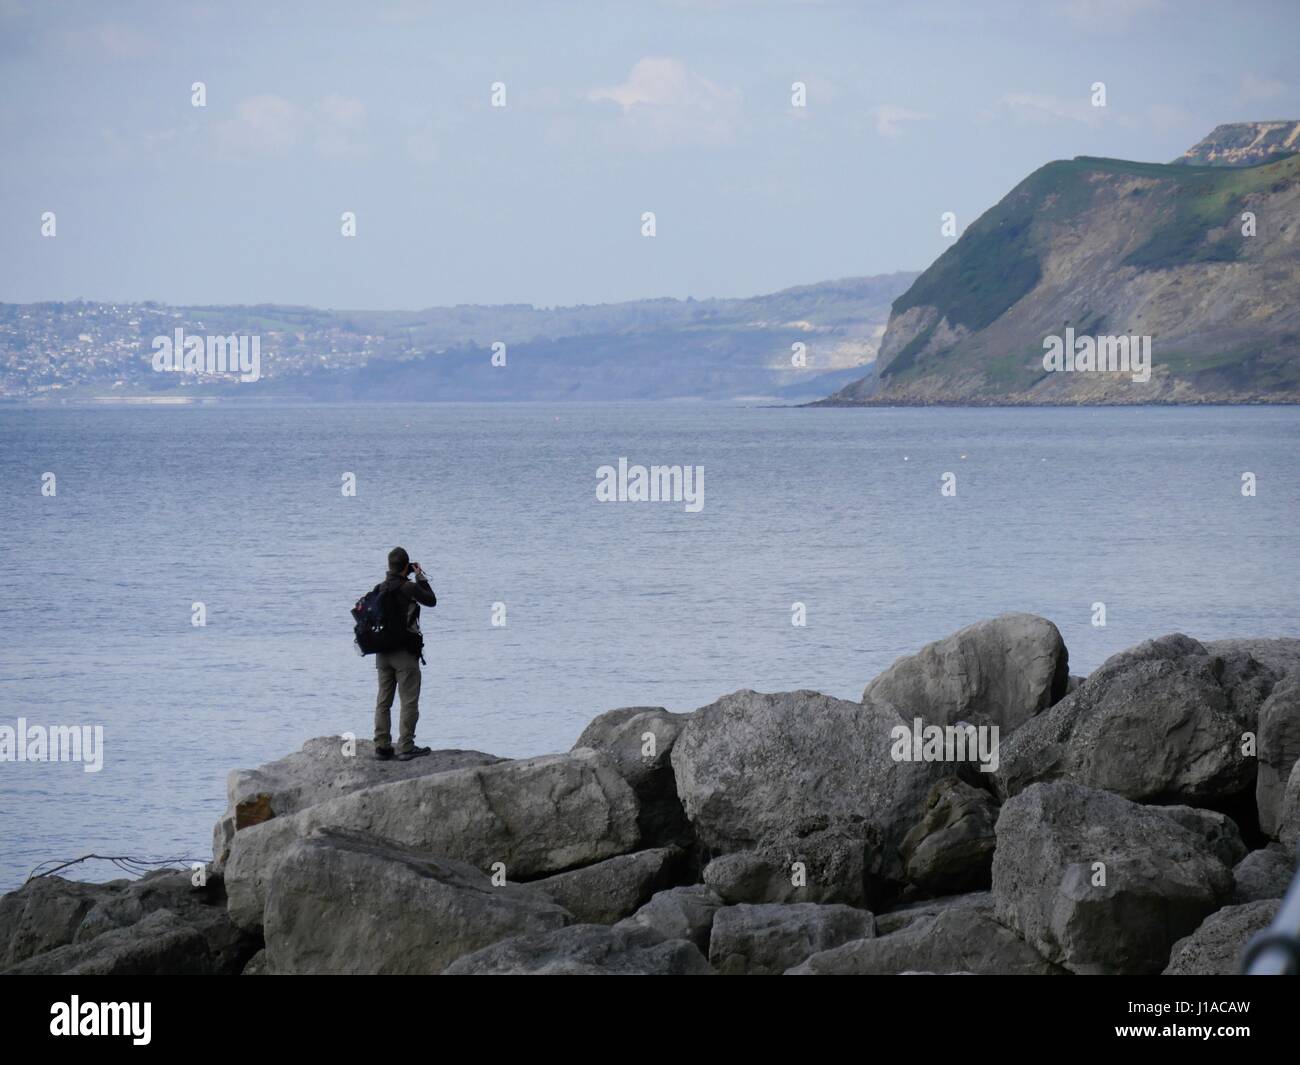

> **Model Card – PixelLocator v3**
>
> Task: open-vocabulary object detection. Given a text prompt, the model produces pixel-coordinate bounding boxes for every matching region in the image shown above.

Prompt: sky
[1,0,1298,310]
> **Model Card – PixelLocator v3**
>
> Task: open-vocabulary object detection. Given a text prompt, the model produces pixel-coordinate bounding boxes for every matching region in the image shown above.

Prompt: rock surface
[1155,806,1247,869]
[0,869,256,975]
[1163,900,1280,975]
[530,847,684,924]
[0,876,113,968]
[572,707,693,847]
[899,778,998,894]
[673,688,950,901]
[1257,675,1300,837]
[995,636,1262,804]
[862,613,1069,733]
[614,886,723,951]
[993,781,1233,974]
[874,891,994,935]
[3,910,216,976]
[1231,847,1295,904]
[789,908,1062,975]
[212,737,502,868]
[1203,638,1300,680]
[708,902,874,975]
[1279,761,1300,850]
[443,923,714,975]
[225,749,640,930]
[262,830,572,974]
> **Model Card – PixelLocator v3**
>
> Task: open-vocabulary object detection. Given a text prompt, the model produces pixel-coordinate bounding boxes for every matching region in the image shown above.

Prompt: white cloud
[213,94,367,159]
[313,94,367,159]
[588,57,742,148]
[1239,72,1287,104]
[998,92,1102,127]
[214,95,303,156]
[1055,0,1165,30]
[872,104,932,138]
[60,23,159,60]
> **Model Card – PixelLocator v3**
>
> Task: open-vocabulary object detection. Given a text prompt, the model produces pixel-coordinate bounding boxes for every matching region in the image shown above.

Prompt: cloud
[1055,0,1165,30]
[588,57,742,148]
[1238,72,1287,104]
[214,95,304,156]
[59,23,159,60]
[213,94,367,159]
[998,91,1102,127]
[313,94,367,159]
[872,105,932,138]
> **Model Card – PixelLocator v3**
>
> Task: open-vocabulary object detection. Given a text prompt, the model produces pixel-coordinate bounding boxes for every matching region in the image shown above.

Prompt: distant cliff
[821,126,1300,406]
[1175,121,1300,167]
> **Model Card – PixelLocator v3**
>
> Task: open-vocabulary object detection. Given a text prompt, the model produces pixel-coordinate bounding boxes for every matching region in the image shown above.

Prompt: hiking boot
[396,745,432,762]
[374,744,395,761]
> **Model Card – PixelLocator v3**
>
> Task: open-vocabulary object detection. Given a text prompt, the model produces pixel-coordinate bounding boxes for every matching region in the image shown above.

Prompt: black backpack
[351,581,408,656]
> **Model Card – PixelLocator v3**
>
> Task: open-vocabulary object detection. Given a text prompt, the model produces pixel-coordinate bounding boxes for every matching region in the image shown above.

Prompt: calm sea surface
[1,403,1298,890]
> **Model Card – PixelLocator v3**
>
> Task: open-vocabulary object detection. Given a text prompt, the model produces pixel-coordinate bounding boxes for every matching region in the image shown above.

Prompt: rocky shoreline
[3,614,1299,975]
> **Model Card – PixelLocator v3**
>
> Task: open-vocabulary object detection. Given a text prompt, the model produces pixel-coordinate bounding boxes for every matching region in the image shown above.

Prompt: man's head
[387,546,410,575]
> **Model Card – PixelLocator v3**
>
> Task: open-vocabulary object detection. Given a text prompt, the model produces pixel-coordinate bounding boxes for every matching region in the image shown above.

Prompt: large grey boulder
[0,870,256,974]
[788,908,1062,975]
[899,778,998,895]
[995,635,1261,804]
[225,749,640,931]
[672,689,951,901]
[861,613,1069,734]
[262,830,572,974]
[1163,900,1280,975]
[708,903,874,975]
[1232,846,1295,904]
[1258,675,1300,837]
[2,910,214,975]
[443,923,714,975]
[874,891,994,935]
[212,736,502,868]
[614,885,723,951]
[530,847,684,924]
[572,707,693,847]
[993,781,1233,974]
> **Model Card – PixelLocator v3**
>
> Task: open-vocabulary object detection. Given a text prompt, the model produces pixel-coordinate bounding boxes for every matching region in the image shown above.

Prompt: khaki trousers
[374,649,421,752]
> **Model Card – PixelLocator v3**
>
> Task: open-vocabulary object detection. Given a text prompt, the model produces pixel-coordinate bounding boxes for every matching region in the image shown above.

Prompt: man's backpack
[351,582,408,656]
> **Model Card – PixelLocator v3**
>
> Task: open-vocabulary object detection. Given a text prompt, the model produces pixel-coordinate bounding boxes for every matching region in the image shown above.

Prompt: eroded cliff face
[1176,121,1300,167]
[825,128,1300,405]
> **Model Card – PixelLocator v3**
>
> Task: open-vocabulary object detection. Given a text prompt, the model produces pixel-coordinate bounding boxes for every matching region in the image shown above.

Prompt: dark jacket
[382,569,436,650]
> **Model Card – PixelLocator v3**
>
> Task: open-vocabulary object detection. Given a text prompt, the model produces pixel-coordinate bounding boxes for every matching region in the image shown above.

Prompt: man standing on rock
[373,547,436,762]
